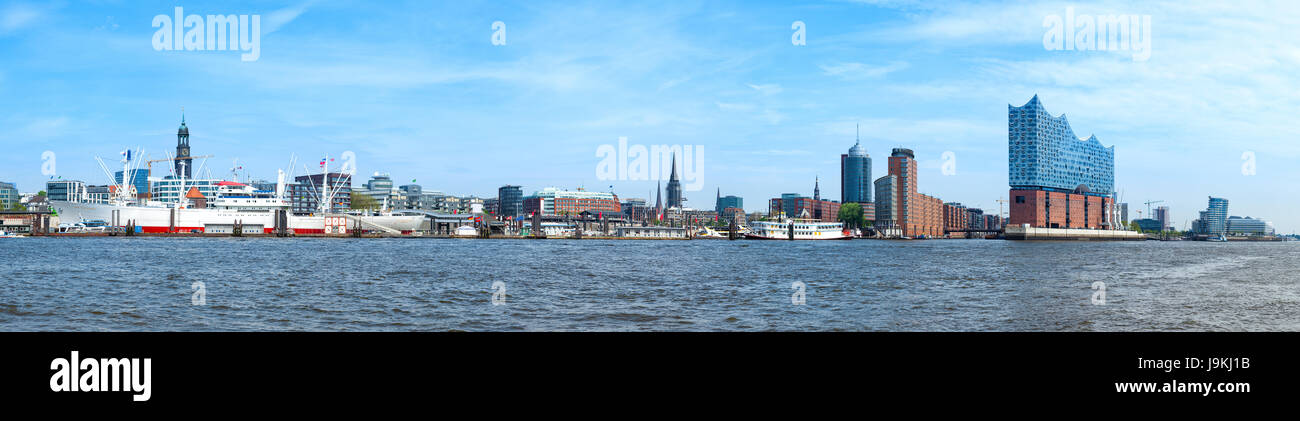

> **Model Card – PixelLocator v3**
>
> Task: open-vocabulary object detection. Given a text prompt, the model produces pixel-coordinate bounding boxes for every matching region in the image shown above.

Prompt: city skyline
[2,1,1297,232]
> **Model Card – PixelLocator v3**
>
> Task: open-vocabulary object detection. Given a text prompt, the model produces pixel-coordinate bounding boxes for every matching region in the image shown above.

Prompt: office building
[46,180,87,202]
[1226,216,1274,236]
[291,172,352,213]
[715,189,743,215]
[498,185,524,217]
[841,126,872,205]
[1154,206,1171,231]
[114,169,151,198]
[0,182,17,209]
[1197,197,1230,236]
[1134,218,1162,232]
[943,202,969,233]
[874,148,943,237]
[522,187,621,216]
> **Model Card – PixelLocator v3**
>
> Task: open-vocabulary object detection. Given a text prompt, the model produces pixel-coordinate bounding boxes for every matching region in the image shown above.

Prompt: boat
[744,218,850,240]
[0,230,25,238]
[50,153,423,235]
[1207,235,1228,242]
[451,225,479,238]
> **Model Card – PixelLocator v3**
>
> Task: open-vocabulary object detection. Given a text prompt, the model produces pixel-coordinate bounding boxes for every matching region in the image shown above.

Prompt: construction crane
[145,155,213,173]
[994,198,1010,220]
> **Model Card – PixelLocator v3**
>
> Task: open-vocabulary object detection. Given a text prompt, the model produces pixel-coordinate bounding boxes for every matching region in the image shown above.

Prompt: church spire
[814,176,820,201]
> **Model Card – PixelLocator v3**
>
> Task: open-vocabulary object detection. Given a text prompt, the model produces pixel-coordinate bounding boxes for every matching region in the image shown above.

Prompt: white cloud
[1,3,41,34]
[820,61,909,80]
[746,83,783,96]
[263,1,314,35]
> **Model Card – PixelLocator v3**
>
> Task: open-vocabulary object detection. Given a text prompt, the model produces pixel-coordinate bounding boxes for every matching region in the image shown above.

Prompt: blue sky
[2,0,1298,232]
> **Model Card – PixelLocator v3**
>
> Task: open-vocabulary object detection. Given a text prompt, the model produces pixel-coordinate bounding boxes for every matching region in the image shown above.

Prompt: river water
[2,237,1297,331]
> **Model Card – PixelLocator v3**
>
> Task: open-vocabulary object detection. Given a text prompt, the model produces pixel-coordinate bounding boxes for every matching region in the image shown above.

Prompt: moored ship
[744,218,850,240]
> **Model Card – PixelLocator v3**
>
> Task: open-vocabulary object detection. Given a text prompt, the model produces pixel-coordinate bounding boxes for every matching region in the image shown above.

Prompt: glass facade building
[498,185,523,217]
[1202,197,1229,236]
[1226,216,1274,236]
[841,140,872,205]
[1009,95,1114,195]
[46,180,87,202]
[114,169,151,198]
[0,181,17,209]
[716,195,743,214]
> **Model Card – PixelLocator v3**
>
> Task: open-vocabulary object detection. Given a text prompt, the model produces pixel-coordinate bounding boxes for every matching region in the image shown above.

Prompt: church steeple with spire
[176,108,192,179]
[814,176,820,201]
[666,152,683,208]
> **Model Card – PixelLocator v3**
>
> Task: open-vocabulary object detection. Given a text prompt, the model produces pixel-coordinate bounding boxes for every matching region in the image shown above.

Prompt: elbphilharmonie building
[1007,96,1118,230]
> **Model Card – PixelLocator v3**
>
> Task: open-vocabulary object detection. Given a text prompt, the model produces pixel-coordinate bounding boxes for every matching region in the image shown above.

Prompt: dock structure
[1003,225,1145,241]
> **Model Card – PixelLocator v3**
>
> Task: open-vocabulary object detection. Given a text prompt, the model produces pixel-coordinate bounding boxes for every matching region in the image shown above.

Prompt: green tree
[350,191,380,210]
[837,202,864,229]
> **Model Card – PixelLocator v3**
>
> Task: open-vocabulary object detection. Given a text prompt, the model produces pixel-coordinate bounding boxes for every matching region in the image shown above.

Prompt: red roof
[216,181,247,186]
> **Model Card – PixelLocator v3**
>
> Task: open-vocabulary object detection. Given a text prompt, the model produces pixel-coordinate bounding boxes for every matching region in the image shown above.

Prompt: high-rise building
[1200,197,1229,236]
[873,174,899,229]
[175,113,192,179]
[498,185,524,217]
[1119,203,1129,224]
[1154,206,1171,231]
[873,148,943,237]
[841,125,872,205]
[1007,96,1117,230]
[666,153,683,208]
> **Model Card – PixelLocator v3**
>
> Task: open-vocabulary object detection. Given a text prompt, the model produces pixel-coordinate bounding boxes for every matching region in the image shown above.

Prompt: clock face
[179,147,190,156]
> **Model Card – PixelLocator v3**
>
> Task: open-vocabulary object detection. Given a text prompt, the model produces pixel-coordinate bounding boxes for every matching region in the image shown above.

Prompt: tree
[350,191,380,210]
[838,202,864,229]
[38,191,47,197]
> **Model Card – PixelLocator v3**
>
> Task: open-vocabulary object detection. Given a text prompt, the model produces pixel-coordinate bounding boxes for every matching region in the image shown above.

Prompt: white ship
[744,218,850,240]
[51,152,423,235]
